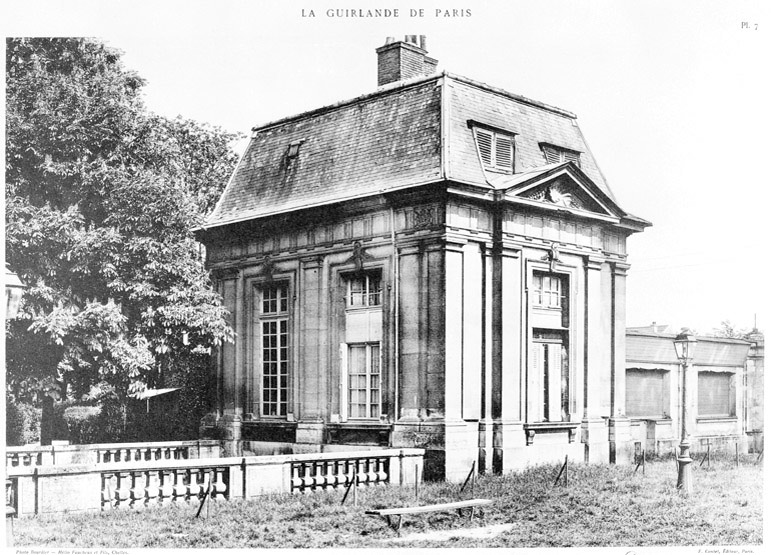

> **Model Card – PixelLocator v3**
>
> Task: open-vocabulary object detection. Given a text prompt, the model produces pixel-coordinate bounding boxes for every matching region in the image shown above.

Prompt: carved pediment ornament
[523,182,587,211]
[541,243,562,272]
[347,241,374,274]
[260,254,275,282]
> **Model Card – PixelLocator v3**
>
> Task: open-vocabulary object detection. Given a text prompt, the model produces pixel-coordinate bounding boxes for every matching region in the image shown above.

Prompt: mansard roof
[203,71,639,230]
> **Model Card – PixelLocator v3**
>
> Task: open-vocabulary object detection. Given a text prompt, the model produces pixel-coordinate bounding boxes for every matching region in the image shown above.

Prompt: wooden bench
[365,498,492,532]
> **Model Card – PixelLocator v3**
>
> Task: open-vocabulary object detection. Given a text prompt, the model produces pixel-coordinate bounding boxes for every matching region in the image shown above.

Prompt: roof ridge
[251,72,444,133]
[250,70,578,134]
[444,72,576,119]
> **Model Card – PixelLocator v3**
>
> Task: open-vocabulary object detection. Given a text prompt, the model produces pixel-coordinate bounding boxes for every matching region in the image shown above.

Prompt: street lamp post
[673,329,697,495]
[5,264,26,319]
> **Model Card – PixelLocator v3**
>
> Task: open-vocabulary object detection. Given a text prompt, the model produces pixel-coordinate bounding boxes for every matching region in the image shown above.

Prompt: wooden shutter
[476,129,493,166]
[494,135,513,170]
[698,372,733,417]
[625,369,665,417]
[340,343,348,422]
[528,342,545,422]
[546,343,563,422]
[542,145,560,164]
[564,150,581,168]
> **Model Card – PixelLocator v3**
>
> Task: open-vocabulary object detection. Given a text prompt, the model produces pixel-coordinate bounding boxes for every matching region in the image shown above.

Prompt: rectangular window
[698,372,735,417]
[541,144,581,168]
[533,273,563,309]
[347,343,381,419]
[529,331,569,422]
[347,273,382,308]
[257,284,289,417]
[626,369,669,418]
[475,128,514,172]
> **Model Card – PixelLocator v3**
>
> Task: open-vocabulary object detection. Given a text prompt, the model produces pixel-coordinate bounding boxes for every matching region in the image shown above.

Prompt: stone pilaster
[219,414,243,457]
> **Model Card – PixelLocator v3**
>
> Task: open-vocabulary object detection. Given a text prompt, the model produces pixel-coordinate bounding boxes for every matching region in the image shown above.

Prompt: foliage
[711,320,753,340]
[5,37,239,438]
[62,405,103,444]
[5,399,42,446]
[13,461,763,548]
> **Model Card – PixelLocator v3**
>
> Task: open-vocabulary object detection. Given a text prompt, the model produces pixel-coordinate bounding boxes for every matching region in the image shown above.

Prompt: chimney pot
[376,35,437,86]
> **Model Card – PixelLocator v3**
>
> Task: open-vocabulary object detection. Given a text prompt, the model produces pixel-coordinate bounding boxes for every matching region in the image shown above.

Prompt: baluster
[313,461,326,489]
[212,468,227,499]
[146,470,160,506]
[172,469,187,501]
[366,458,377,484]
[291,463,303,492]
[188,469,203,499]
[324,462,336,490]
[159,470,175,504]
[101,472,116,509]
[334,461,346,489]
[21,453,31,467]
[129,471,147,508]
[376,458,388,484]
[302,462,314,492]
[356,460,367,487]
[115,472,131,508]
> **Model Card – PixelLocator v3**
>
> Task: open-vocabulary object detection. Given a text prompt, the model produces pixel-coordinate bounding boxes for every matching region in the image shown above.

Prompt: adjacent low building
[196,36,650,480]
[626,325,764,455]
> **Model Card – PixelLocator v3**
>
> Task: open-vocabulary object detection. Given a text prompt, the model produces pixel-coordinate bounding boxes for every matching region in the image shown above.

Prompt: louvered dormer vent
[474,128,515,173]
[540,143,581,168]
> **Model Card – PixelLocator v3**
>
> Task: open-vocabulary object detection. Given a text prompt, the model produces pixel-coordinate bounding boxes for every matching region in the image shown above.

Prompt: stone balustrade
[6,448,424,516]
[6,440,220,468]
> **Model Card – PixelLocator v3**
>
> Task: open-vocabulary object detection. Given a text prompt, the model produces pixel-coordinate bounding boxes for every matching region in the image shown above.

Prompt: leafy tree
[5,37,238,443]
[711,320,752,340]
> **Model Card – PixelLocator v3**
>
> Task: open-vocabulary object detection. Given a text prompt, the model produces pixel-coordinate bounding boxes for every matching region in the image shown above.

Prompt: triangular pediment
[518,177,607,213]
[490,163,622,220]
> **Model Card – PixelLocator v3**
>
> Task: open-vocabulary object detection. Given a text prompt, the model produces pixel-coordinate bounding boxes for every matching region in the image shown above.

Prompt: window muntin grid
[261,284,289,314]
[258,283,289,417]
[348,343,381,419]
[347,273,382,308]
[533,273,563,309]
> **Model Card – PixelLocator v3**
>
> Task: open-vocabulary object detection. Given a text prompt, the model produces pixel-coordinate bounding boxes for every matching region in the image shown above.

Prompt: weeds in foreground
[14,459,763,548]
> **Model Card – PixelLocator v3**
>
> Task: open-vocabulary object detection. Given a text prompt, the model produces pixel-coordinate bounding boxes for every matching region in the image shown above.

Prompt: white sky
[4,0,770,335]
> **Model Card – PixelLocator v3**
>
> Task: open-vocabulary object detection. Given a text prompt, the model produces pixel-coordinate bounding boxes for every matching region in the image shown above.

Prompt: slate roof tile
[204,72,624,229]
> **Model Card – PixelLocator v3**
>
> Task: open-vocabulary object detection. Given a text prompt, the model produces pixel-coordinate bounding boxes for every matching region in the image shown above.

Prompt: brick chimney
[376,35,438,86]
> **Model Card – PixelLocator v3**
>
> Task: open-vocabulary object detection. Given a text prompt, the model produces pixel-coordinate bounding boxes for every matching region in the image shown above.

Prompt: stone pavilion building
[196,36,650,480]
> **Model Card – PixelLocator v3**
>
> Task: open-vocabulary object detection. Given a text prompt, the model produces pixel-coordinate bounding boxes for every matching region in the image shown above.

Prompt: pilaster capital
[585,256,604,271]
[300,255,324,268]
[612,261,631,276]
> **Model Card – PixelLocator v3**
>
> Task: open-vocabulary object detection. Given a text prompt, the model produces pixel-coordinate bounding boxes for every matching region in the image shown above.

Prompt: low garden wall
[6,439,220,468]
[6,448,424,516]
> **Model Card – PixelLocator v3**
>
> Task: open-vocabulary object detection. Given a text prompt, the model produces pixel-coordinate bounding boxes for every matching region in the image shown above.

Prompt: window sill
[330,421,390,428]
[345,306,383,313]
[524,421,580,445]
[696,416,737,423]
[629,417,672,423]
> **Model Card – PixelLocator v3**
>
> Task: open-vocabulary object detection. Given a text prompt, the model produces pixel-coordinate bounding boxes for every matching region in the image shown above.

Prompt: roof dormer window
[474,128,514,173]
[540,143,581,168]
[286,141,302,159]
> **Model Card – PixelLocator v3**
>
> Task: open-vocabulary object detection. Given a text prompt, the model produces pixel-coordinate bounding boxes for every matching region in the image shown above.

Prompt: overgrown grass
[13,455,763,548]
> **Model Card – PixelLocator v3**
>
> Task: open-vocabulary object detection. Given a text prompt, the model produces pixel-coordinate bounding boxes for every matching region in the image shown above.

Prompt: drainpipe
[391,207,400,421]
